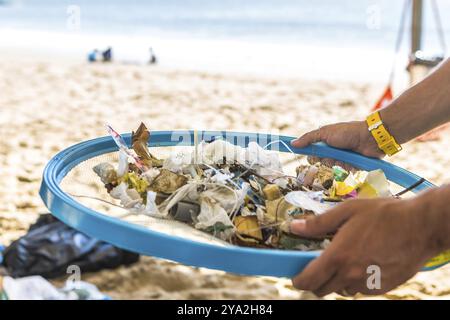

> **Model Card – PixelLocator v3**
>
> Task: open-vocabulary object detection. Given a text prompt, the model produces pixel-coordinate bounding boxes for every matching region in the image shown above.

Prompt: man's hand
[290,197,440,297]
[291,121,384,159]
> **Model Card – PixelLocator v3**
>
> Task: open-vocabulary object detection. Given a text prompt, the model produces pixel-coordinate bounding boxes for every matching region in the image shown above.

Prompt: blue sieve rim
[39,131,440,277]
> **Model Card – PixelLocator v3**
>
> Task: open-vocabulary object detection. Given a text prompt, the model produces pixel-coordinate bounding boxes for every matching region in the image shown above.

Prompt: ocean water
[0,0,449,80]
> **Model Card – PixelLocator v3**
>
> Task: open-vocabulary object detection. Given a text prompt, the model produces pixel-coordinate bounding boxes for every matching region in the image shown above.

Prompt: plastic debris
[331,169,391,199]
[313,165,334,189]
[0,275,108,300]
[296,165,318,187]
[279,233,330,251]
[110,182,142,208]
[170,201,200,223]
[163,149,194,173]
[106,124,147,171]
[265,198,297,224]
[117,149,130,177]
[195,197,234,240]
[92,123,396,252]
[1,214,139,279]
[359,169,391,198]
[197,139,245,165]
[284,191,336,215]
[333,165,349,182]
[245,141,283,177]
[157,183,199,217]
[143,191,160,216]
[0,245,4,266]
[263,184,282,201]
[122,172,149,194]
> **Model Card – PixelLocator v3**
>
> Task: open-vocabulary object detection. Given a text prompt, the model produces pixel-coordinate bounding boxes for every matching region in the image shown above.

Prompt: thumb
[290,127,325,148]
[290,203,355,238]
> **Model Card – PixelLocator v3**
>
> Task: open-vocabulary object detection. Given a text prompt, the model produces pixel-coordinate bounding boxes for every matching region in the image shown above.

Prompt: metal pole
[411,0,423,54]
[409,0,424,84]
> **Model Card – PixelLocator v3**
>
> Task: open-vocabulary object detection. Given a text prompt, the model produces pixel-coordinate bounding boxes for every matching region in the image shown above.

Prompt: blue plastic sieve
[39,130,442,277]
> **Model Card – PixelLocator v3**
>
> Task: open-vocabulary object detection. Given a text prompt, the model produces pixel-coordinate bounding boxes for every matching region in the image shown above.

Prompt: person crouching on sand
[289,58,450,297]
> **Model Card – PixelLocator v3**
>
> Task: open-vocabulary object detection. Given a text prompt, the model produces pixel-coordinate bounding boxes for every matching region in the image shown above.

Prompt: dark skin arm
[291,59,450,158]
[289,58,450,296]
[290,186,450,296]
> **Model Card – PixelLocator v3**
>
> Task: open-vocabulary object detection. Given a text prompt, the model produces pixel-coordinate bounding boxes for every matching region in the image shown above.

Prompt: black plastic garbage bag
[2,214,139,279]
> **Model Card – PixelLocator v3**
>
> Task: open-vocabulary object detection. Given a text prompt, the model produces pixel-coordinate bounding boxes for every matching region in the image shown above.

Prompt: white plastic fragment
[2,276,107,300]
[245,141,283,177]
[196,140,246,165]
[365,169,391,197]
[117,149,130,177]
[195,197,234,230]
[163,149,192,173]
[297,165,319,187]
[210,170,234,184]
[143,191,160,216]
[284,191,335,214]
[3,276,63,300]
[141,167,161,184]
[236,182,250,208]
[110,182,142,208]
[201,186,238,213]
[240,206,256,217]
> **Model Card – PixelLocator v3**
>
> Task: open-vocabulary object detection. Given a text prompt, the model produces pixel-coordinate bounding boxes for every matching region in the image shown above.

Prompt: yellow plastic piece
[334,181,356,196]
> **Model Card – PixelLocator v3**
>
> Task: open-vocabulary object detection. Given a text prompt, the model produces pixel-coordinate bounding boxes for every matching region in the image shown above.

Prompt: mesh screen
[59,146,411,249]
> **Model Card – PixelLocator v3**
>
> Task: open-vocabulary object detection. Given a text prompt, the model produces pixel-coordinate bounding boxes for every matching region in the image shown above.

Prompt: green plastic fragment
[204,222,234,235]
[121,172,149,194]
[279,233,320,250]
[332,165,349,182]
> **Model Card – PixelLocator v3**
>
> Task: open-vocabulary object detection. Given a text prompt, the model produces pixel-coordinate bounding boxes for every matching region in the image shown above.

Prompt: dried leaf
[262,184,282,201]
[234,232,263,247]
[264,198,297,224]
[150,169,188,193]
[233,215,263,240]
[131,123,163,167]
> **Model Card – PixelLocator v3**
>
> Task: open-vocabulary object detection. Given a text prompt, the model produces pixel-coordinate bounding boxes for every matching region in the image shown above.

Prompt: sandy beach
[0,58,449,300]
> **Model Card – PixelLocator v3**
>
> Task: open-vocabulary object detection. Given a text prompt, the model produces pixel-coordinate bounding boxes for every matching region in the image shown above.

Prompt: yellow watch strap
[425,249,450,269]
[366,112,402,156]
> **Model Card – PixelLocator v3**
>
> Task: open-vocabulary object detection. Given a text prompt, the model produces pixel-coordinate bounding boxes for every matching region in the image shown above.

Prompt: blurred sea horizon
[0,0,449,81]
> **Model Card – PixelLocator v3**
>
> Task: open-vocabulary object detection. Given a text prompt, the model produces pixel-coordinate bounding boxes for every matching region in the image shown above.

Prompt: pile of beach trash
[93,123,392,251]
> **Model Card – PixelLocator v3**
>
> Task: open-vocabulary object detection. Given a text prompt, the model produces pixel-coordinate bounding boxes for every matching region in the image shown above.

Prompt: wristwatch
[366,111,402,156]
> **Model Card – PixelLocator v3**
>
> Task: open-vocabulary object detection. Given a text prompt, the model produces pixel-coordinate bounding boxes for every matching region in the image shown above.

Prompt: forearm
[380,58,450,144]
[411,184,450,254]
